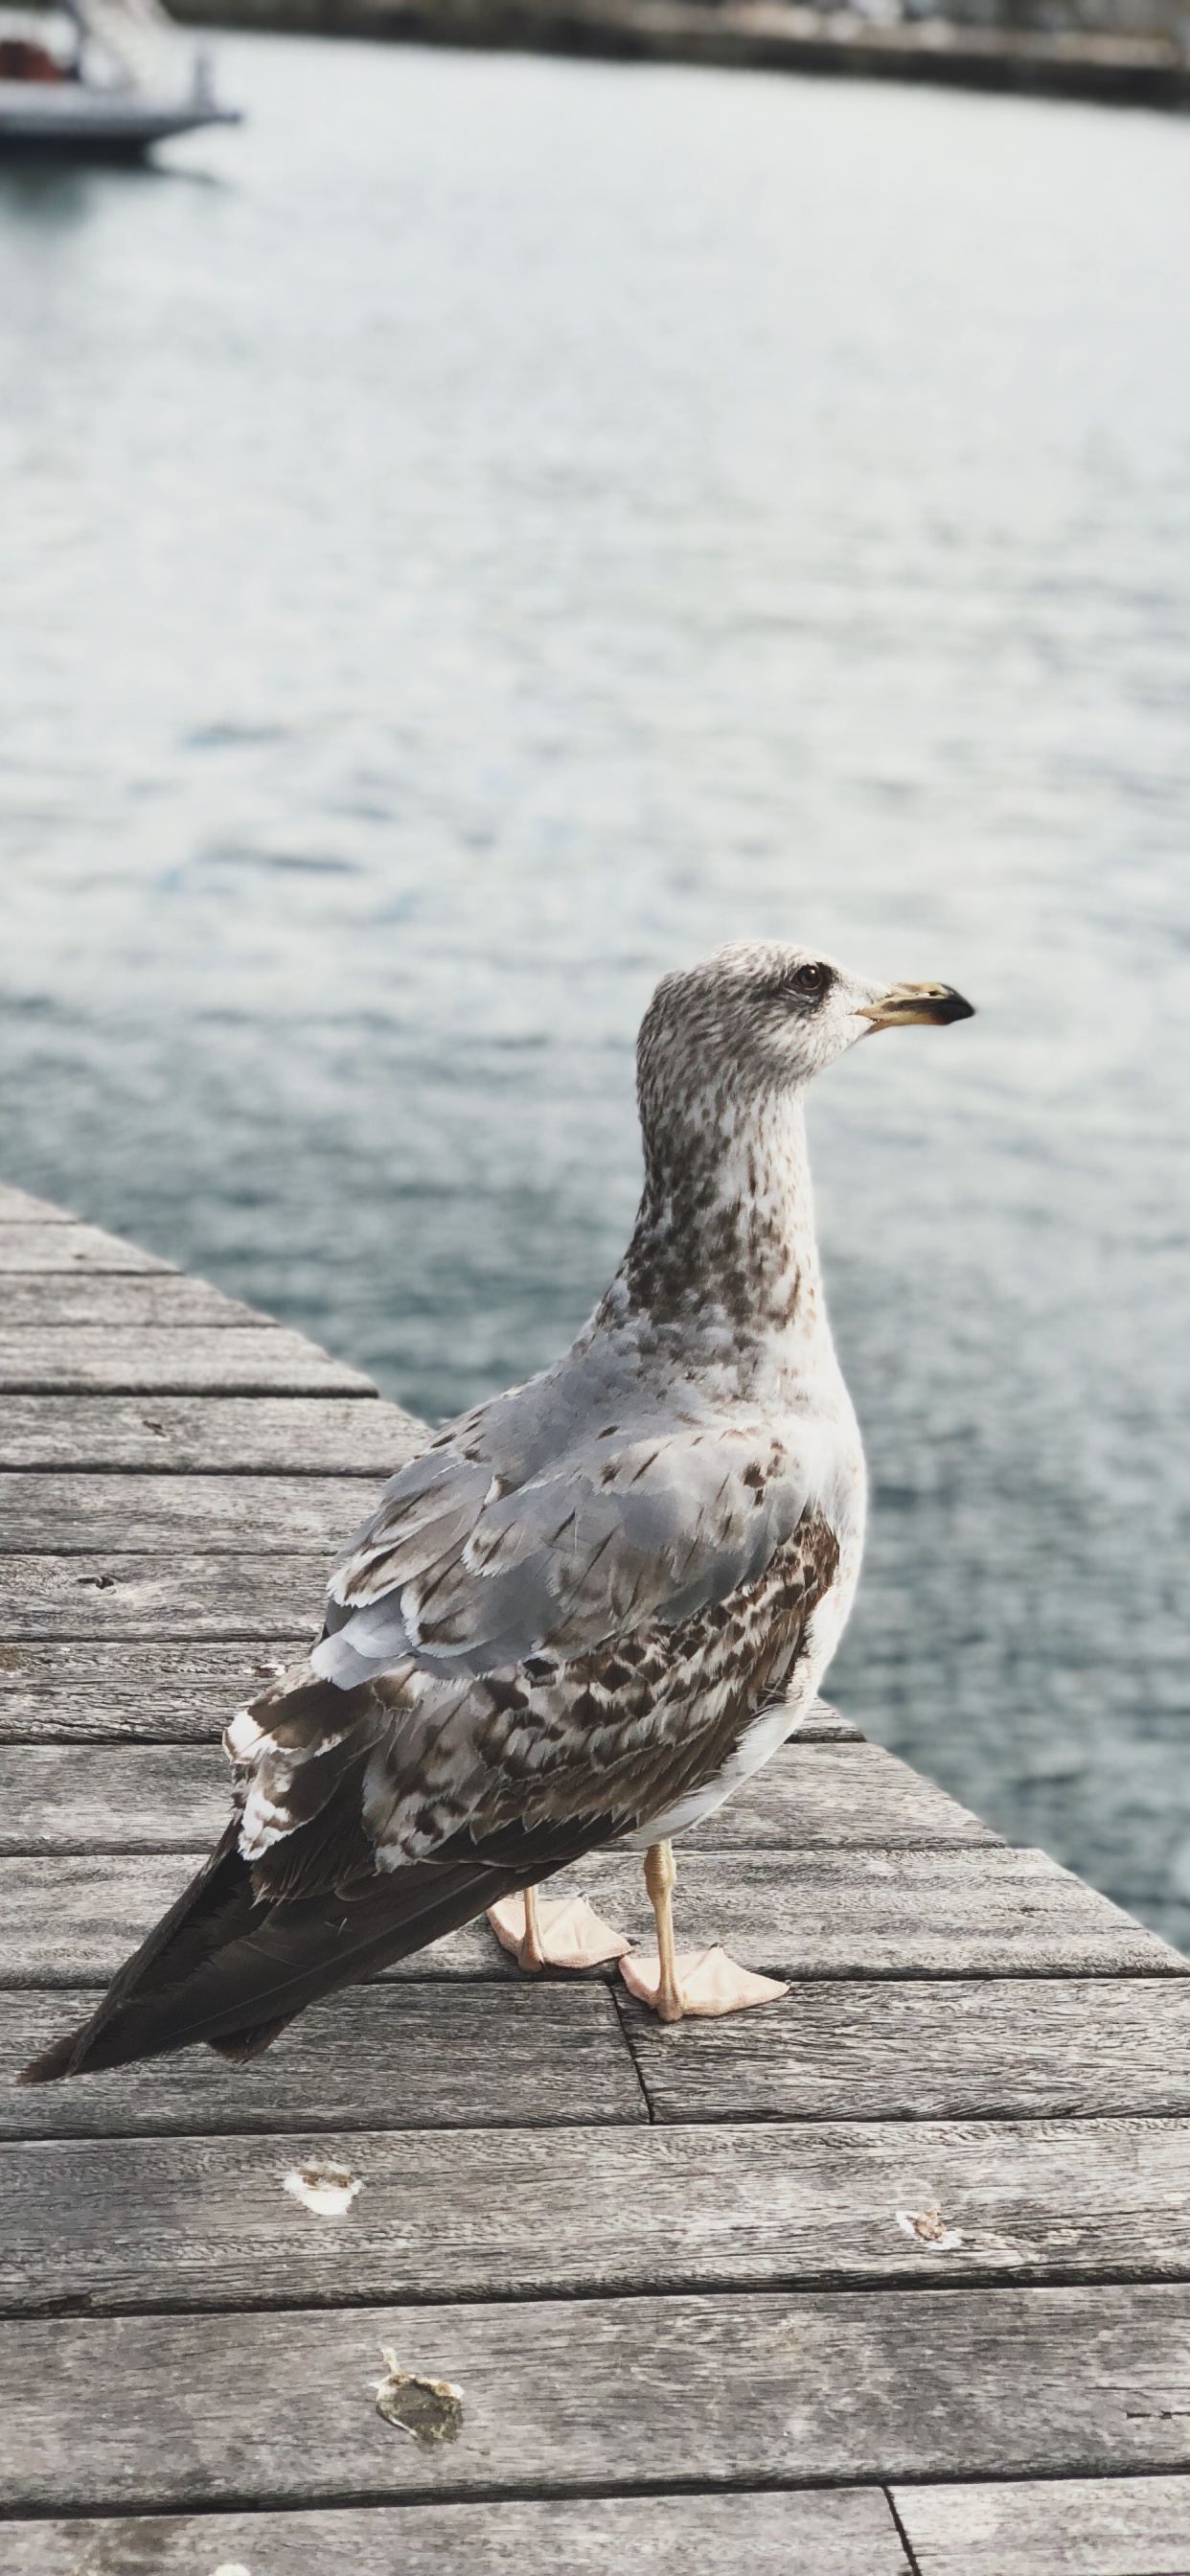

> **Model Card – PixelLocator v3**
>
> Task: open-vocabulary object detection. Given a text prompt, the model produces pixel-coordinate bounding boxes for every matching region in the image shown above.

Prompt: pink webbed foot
[619,1944,789,2021]
[487,1890,633,1973]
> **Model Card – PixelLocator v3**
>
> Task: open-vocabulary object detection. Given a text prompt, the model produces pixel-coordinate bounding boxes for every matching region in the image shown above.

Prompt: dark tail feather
[18,2012,295,2080]
[207,2014,299,2064]
[20,1818,250,2082]
[17,1832,531,2084]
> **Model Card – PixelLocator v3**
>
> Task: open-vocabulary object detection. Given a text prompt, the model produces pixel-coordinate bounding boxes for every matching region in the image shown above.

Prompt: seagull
[22,941,973,2082]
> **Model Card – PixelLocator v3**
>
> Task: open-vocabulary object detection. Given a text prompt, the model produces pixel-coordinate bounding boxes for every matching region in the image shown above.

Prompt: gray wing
[31,1347,835,2080]
[220,1339,824,1913]
[311,1342,811,1690]
[33,1488,837,2079]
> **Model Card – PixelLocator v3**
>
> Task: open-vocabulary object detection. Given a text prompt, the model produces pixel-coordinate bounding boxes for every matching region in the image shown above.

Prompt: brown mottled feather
[21,1510,836,2081]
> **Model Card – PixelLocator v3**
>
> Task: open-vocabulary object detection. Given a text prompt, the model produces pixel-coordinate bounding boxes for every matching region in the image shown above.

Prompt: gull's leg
[620,1838,790,2021]
[518,1882,548,1973]
[487,1883,631,1971]
[645,1838,683,2023]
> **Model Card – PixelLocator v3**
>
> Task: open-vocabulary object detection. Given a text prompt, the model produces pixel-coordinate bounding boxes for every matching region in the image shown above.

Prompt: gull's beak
[858,979,975,1031]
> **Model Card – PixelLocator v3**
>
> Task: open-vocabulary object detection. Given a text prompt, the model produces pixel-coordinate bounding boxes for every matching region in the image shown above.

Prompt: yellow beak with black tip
[858,980,975,1031]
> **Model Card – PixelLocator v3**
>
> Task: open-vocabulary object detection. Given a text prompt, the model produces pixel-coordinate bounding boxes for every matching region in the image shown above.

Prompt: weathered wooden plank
[56,1973,1190,2141]
[0,1984,646,2138]
[0,1329,375,1395]
[0,1187,74,1224]
[0,1473,387,1556]
[783,1696,864,1743]
[0,1552,332,1641]
[0,1746,230,1852]
[0,2489,913,2576]
[686,1742,1000,1850]
[5,2117,1190,2315]
[0,1854,204,1984]
[0,1641,310,1742]
[4,2286,1190,2508]
[0,1278,266,1328]
[4,1848,1182,1987]
[627,1976,1190,2124]
[0,1985,646,2139]
[892,2472,1190,2574]
[578,1846,1186,1980]
[0,1224,175,1275]
[0,1393,424,1473]
[0,1739,978,1858]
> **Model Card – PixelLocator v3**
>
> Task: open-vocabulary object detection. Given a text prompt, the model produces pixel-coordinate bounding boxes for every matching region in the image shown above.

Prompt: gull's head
[639,940,974,1113]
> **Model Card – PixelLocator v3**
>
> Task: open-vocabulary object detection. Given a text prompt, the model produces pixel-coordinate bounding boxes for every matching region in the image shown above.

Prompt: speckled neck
[617,1083,824,1344]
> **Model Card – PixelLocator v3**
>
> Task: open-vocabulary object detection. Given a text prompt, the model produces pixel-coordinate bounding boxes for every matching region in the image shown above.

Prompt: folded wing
[22,1360,835,2082]
[318,1355,811,1684]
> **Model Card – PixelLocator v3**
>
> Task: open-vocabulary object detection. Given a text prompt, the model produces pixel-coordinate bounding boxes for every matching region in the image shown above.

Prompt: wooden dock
[2,1174,1189,2573]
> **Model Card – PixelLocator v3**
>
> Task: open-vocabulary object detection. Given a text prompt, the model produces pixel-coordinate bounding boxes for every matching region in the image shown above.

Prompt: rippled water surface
[1,39,1188,1939]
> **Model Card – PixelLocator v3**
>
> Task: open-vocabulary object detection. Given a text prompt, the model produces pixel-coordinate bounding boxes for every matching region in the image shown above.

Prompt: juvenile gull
[23,941,973,2079]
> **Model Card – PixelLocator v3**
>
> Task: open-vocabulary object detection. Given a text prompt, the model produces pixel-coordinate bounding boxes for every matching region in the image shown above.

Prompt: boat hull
[0,80,240,153]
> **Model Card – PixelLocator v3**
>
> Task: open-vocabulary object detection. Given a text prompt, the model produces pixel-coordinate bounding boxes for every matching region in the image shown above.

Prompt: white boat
[0,0,240,153]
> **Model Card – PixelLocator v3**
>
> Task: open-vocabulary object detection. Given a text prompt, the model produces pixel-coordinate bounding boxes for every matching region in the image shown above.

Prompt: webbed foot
[487,1889,632,1972]
[619,1943,788,2021]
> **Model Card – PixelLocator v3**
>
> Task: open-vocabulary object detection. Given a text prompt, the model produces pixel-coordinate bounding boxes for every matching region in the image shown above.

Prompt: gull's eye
[789,961,830,1000]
